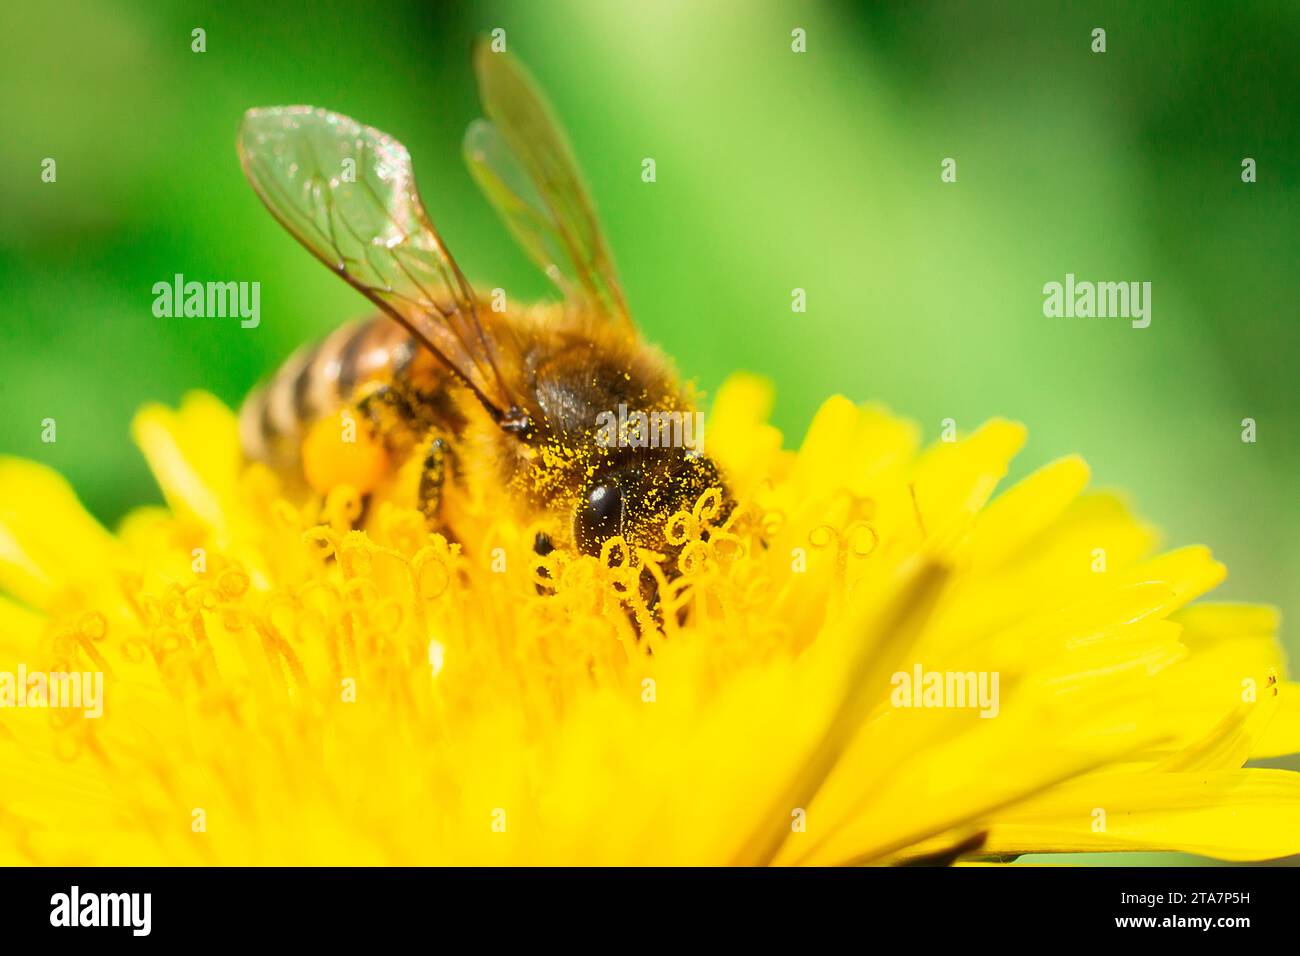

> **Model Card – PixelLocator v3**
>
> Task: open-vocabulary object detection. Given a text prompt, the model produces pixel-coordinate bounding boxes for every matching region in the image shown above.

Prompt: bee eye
[574,482,624,554]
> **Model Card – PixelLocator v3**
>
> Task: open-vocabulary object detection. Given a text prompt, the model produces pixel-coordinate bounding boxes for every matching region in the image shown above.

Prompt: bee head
[572,447,731,560]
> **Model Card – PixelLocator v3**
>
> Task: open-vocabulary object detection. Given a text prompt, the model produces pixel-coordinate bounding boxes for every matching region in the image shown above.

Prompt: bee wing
[238,106,518,422]
[465,43,633,332]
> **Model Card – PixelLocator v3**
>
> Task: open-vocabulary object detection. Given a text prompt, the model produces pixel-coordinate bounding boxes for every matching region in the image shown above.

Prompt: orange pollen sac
[301,410,389,496]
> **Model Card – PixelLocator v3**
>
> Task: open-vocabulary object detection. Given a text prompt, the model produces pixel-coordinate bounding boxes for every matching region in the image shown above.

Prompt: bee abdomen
[239,317,412,467]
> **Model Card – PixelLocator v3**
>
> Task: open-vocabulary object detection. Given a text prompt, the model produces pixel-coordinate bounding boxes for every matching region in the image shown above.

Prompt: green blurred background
[1,0,1296,762]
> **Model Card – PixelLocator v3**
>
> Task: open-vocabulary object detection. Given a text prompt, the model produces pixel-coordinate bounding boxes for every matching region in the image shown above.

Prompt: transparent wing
[238,105,518,421]
[465,43,632,331]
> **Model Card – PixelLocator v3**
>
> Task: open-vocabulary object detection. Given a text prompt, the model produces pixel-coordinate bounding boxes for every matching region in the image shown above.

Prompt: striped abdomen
[239,316,415,469]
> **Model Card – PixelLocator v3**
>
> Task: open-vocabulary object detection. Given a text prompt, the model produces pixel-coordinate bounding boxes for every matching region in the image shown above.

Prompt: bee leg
[532,531,555,596]
[417,432,449,527]
[353,381,424,449]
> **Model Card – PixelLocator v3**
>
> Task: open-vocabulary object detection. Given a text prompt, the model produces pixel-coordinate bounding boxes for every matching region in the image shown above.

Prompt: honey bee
[237,42,731,580]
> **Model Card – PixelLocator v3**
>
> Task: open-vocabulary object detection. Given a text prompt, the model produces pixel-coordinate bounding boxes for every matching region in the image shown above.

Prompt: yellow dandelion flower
[0,375,1298,866]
